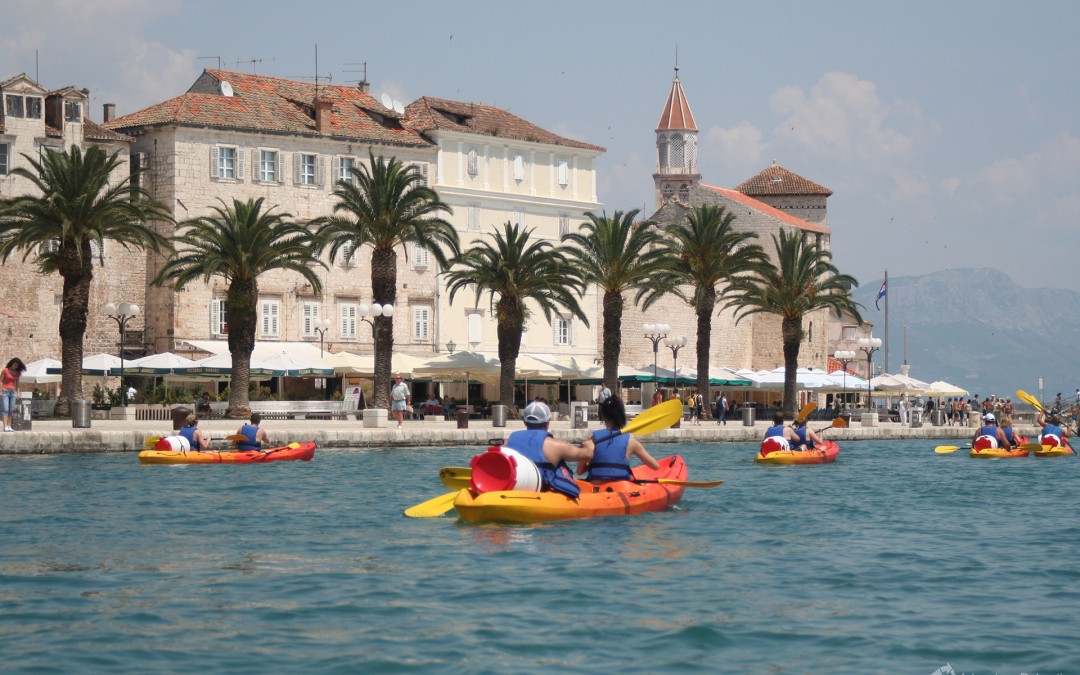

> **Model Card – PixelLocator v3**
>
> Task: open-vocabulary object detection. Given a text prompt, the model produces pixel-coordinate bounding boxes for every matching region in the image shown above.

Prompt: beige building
[0,74,147,366]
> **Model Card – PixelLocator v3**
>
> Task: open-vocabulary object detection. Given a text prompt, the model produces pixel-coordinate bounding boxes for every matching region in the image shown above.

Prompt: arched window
[678,183,690,203]
[657,135,669,171]
[662,184,675,202]
[685,135,697,172]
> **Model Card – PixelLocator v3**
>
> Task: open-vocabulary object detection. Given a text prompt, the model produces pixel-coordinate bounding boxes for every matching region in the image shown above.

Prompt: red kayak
[138,441,317,464]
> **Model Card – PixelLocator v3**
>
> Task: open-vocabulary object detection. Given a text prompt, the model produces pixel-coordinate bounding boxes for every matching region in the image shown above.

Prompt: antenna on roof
[235,57,263,74]
[343,62,368,87]
[197,56,222,70]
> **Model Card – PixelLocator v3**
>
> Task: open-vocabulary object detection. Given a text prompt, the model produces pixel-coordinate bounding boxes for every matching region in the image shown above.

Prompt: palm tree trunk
[695,287,716,417]
[782,316,803,419]
[371,247,397,409]
[602,289,623,393]
[496,298,522,409]
[56,264,92,417]
[226,279,257,417]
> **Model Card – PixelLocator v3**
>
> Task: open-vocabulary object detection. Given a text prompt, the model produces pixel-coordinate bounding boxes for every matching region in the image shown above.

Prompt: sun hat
[983,413,995,422]
[523,401,551,425]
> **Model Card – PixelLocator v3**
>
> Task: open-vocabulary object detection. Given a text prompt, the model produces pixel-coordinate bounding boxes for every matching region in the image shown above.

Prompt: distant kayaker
[579,396,659,482]
[791,418,824,450]
[506,401,591,499]
[972,413,1011,450]
[761,411,800,455]
[179,413,211,451]
[235,413,270,451]
[1036,410,1072,449]
[999,415,1023,448]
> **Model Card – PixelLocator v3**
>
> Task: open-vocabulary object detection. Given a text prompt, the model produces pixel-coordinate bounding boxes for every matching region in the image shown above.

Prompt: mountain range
[849,268,1080,403]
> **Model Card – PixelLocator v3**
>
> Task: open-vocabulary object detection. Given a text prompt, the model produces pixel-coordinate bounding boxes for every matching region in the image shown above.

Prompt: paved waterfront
[0,414,1031,454]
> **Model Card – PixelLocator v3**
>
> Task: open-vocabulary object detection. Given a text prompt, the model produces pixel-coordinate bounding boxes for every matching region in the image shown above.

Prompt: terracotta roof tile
[84,119,132,143]
[405,96,604,152]
[656,73,697,131]
[105,69,431,148]
[736,163,832,196]
[702,184,829,234]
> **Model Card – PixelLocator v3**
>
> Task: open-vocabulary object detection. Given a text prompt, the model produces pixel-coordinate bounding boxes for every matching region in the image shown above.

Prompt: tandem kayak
[755,441,840,465]
[969,446,1028,458]
[1034,445,1075,457]
[453,454,688,523]
[138,441,317,464]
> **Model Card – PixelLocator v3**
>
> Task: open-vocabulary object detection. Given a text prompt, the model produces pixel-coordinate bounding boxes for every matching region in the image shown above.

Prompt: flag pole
[883,269,889,374]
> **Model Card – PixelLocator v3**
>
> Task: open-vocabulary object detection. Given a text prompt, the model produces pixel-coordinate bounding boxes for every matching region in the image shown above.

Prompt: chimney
[103,103,116,123]
[314,96,333,134]
[356,80,370,94]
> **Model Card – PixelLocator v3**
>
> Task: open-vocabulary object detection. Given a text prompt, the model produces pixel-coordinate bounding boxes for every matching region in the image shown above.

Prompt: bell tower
[653,66,700,209]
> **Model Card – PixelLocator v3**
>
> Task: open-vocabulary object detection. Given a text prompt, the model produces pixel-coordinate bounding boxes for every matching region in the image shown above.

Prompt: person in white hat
[971,412,1011,451]
[505,401,591,498]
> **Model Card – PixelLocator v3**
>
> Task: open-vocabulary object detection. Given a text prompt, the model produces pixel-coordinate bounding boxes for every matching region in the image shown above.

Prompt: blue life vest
[794,426,814,449]
[1042,423,1063,439]
[237,424,261,451]
[507,428,580,499]
[979,425,997,438]
[765,424,786,438]
[1001,426,1021,445]
[179,425,198,447]
[585,430,632,481]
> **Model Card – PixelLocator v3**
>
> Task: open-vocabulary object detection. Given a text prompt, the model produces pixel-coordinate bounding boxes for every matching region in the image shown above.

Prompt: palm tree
[725,228,862,418]
[316,151,456,408]
[655,204,765,408]
[0,145,172,416]
[562,210,673,391]
[153,197,323,417]
[445,222,588,408]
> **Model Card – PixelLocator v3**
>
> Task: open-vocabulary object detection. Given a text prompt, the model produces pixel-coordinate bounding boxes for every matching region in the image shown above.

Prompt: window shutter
[236,149,246,179]
[316,156,325,186]
[468,313,482,344]
[571,318,578,347]
[293,153,301,185]
[210,147,219,178]
[340,304,357,338]
[332,156,340,184]
[552,318,560,346]
[253,151,260,180]
[210,300,221,336]
[279,152,288,183]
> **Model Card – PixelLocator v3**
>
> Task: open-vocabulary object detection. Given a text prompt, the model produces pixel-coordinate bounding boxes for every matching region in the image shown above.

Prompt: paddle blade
[144,436,164,447]
[795,402,817,424]
[622,398,683,437]
[439,467,471,490]
[934,445,963,454]
[404,491,460,518]
[1016,389,1044,413]
[223,434,248,442]
[832,417,848,429]
[1017,443,1045,452]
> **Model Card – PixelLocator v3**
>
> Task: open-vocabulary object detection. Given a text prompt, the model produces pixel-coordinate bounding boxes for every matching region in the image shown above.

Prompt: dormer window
[64,100,81,123]
[4,94,43,119]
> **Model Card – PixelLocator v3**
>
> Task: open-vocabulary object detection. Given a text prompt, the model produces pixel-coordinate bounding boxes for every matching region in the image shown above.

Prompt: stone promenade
[0,415,1019,455]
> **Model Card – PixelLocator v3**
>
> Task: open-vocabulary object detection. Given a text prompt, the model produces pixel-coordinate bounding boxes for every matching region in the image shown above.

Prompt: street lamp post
[643,323,670,405]
[358,302,395,338]
[104,302,139,407]
[833,349,857,413]
[664,336,688,398]
[856,338,882,412]
[313,318,332,358]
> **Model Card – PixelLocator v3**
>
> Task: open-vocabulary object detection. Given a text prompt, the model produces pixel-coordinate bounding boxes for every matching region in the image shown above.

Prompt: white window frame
[412,245,430,269]
[467,203,480,231]
[337,156,355,185]
[412,306,431,342]
[0,143,8,175]
[559,214,570,237]
[339,303,358,339]
[4,95,23,118]
[211,145,244,180]
[339,240,357,269]
[40,239,60,256]
[552,315,577,347]
[260,299,280,338]
[258,149,278,183]
[298,153,317,186]
[210,298,228,337]
[301,301,321,338]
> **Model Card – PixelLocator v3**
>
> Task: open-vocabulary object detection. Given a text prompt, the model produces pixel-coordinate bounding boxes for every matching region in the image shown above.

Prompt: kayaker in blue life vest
[972,413,1011,450]
[235,413,270,451]
[999,415,1023,448]
[791,418,823,450]
[1036,410,1072,449]
[178,413,211,451]
[506,401,591,499]
[763,411,800,444]
[579,396,659,481]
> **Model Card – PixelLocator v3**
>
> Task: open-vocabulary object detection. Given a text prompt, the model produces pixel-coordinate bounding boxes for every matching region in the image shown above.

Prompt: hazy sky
[5,0,1079,292]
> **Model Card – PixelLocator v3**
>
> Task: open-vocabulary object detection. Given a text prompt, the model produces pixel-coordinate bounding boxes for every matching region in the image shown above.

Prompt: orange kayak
[138,441,317,464]
[453,454,687,523]
[969,446,1028,458]
[756,441,840,465]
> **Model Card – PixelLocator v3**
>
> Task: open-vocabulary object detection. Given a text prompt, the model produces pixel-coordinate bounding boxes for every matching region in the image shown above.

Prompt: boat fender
[155,436,192,451]
[972,434,998,451]
[469,445,542,494]
[760,437,790,456]
[1040,434,1062,448]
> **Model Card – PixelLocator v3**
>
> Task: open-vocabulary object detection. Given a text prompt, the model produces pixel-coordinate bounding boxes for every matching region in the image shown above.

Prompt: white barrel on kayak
[155,435,192,451]
[973,434,998,450]
[469,445,542,493]
[760,436,790,456]
[1040,434,1062,447]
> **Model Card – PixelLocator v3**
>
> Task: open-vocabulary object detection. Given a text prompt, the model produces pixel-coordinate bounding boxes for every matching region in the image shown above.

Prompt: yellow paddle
[795,401,817,424]
[1018,389,1075,450]
[440,467,723,490]
[934,444,971,454]
[815,417,847,433]
[406,398,686,518]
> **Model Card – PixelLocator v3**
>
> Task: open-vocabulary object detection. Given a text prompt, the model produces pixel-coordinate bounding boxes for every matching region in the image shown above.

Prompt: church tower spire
[653,65,700,209]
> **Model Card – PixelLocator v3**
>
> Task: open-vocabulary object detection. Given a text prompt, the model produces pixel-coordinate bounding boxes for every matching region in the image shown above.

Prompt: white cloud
[703,121,764,167]
[890,169,931,202]
[769,72,916,161]
[948,132,1080,205]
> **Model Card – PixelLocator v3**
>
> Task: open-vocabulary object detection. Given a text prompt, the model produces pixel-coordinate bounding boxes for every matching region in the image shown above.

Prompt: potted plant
[90,384,112,411]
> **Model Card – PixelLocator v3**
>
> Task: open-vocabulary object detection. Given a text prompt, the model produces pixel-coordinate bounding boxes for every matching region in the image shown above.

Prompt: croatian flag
[875,280,887,310]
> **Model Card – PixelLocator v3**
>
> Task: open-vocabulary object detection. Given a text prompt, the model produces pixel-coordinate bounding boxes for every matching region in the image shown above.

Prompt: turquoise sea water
[1,440,1077,674]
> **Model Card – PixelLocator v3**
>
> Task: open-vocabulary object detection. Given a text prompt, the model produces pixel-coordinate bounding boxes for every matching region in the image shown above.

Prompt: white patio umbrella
[114,352,197,376]
[413,351,502,405]
[927,380,969,397]
[23,358,62,384]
